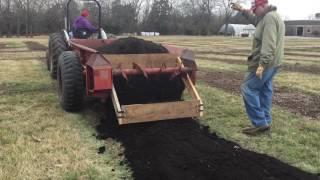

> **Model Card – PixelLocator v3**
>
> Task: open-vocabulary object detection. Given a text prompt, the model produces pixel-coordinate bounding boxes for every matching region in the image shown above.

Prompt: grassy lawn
[0,36,319,178]
[0,50,131,179]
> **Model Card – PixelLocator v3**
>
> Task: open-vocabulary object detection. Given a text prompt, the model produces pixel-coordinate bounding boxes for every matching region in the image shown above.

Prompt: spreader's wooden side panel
[118,100,201,125]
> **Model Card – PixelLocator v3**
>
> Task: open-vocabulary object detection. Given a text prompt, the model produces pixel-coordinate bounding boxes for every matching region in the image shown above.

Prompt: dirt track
[198,57,320,75]
[92,101,318,180]
[0,43,5,49]
[24,41,47,51]
[198,70,320,119]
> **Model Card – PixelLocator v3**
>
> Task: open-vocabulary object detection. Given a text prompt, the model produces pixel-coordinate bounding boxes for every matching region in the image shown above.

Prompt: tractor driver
[72,9,98,39]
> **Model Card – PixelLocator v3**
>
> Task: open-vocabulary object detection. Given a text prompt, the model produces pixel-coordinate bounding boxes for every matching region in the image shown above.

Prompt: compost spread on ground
[98,37,184,105]
[92,103,318,180]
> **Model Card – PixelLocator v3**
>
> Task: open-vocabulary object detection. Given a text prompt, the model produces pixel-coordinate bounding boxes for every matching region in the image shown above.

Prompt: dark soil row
[198,56,320,75]
[90,101,318,180]
[24,41,47,51]
[198,70,320,119]
[0,43,5,49]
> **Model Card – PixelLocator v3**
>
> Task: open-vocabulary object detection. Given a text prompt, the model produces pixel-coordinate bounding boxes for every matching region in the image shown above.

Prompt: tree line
[0,0,250,37]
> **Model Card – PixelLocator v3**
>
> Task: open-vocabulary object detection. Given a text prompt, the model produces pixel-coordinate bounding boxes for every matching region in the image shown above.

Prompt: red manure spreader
[46,0,203,125]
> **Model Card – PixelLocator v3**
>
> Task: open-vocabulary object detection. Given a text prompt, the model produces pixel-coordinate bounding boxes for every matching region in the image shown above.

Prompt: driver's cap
[251,0,268,11]
[81,9,89,17]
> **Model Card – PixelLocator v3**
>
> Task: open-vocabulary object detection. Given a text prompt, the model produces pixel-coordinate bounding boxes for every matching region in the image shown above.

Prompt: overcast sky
[242,0,320,20]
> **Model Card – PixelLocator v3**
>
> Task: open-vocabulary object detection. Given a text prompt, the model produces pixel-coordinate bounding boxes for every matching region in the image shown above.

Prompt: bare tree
[0,0,254,36]
[13,0,26,36]
[197,0,219,35]
[219,0,247,35]
[0,0,3,36]
[3,0,13,37]
[129,0,143,20]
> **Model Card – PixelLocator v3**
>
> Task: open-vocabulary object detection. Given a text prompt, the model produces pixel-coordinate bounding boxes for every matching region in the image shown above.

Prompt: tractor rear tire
[57,51,84,112]
[46,50,50,71]
[47,33,61,72]
[50,32,67,79]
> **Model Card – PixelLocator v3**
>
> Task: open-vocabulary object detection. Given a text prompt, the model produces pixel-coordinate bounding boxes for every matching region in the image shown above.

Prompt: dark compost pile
[97,37,169,54]
[97,37,184,104]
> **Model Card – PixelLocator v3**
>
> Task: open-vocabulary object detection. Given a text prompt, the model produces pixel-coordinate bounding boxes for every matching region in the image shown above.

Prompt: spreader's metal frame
[64,38,203,124]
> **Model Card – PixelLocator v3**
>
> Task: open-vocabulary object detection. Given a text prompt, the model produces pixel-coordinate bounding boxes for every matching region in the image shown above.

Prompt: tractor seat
[73,28,92,39]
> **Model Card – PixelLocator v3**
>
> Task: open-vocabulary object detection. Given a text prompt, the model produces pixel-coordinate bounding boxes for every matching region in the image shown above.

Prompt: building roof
[219,24,256,34]
[243,24,256,30]
[285,20,320,26]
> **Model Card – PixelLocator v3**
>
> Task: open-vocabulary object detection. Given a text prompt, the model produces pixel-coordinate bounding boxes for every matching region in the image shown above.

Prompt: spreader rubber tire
[50,32,67,79]
[57,51,84,112]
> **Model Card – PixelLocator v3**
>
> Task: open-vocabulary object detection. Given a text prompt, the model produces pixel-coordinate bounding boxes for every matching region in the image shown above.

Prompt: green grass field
[0,36,319,179]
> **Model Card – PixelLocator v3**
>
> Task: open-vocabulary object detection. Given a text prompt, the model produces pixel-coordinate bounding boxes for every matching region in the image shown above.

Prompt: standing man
[73,9,98,38]
[231,0,285,135]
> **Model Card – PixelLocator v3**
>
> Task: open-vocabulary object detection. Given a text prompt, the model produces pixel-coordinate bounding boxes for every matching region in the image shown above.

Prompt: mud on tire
[49,32,67,79]
[57,51,84,111]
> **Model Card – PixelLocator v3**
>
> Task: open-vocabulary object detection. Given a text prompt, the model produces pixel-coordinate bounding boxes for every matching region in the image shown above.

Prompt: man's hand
[256,65,265,79]
[230,3,243,12]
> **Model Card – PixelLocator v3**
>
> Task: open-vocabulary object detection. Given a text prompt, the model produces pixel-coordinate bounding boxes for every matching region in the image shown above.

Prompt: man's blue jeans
[240,67,279,127]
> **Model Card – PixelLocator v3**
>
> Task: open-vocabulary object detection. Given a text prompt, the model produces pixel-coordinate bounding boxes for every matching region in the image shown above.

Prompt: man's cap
[81,9,89,17]
[251,0,268,10]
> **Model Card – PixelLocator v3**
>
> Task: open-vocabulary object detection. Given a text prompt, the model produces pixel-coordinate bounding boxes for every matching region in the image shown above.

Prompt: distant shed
[285,20,320,37]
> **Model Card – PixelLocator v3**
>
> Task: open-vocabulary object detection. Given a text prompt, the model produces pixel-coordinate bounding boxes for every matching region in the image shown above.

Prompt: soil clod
[98,146,106,154]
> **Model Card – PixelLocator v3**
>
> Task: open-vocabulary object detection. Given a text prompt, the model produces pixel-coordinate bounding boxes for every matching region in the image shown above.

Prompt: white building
[141,32,160,36]
[219,24,256,37]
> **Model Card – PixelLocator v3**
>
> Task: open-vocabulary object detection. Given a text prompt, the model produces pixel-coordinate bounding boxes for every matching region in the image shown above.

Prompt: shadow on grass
[88,101,318,180]
[0,57,45,61]
[0,82,54,95]
[0,50,45,53]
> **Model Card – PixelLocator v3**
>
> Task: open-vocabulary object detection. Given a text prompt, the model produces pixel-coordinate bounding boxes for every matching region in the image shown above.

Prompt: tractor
[47,0,203,125]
